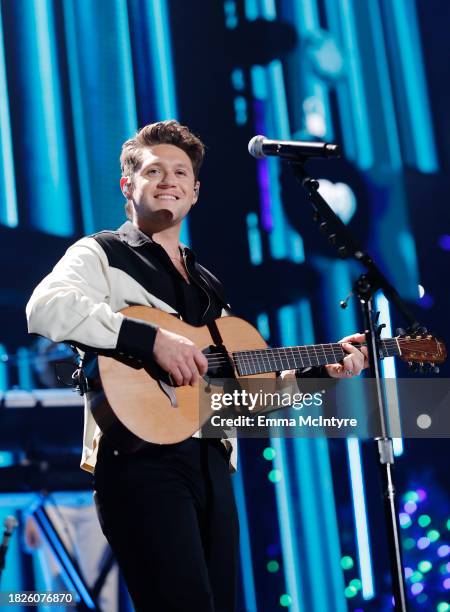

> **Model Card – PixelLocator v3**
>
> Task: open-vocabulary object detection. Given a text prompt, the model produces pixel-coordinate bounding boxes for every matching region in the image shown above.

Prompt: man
[27,120,367,611]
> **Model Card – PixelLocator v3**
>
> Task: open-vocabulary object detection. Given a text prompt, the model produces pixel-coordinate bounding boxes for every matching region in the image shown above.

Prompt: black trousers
[94,436,239,612]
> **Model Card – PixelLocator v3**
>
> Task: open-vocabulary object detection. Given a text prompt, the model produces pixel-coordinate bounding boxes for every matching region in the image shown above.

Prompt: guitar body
[93,306,273,449]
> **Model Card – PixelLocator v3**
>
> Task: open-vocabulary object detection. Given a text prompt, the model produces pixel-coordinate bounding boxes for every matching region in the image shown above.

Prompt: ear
[192,180,200,205]
[120,177,132,199]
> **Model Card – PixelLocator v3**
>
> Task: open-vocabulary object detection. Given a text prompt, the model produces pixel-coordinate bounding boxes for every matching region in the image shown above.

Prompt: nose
[158,170,177,186]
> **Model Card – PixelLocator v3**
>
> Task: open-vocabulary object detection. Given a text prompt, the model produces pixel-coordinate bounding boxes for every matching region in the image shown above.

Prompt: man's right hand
[152,328,208,386]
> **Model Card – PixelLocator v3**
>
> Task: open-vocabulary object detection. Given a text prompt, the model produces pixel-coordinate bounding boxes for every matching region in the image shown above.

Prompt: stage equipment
[275,150,445,611]
[248,134,340,160]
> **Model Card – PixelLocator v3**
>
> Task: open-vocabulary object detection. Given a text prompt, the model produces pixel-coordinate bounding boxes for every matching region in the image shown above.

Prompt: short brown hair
[120,120,205,179]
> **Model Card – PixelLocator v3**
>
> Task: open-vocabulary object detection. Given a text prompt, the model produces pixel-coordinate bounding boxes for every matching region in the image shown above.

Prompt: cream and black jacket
[26,221,236,472]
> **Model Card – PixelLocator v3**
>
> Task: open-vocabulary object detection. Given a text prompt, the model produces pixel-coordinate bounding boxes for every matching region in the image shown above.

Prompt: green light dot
[440,563,448,575]
[403,538,416,550]
[446,518,450,531]
[344,586,357,598]
[268,469,282,483]
[417,593,428,604]
[437,603,450,612]
[263,447,276,461]
[410,570,424,583]
[280,594,292,607]
[349,578,362,591]
[340,556,354,570]
[404,490,419,502]
[418,514,431,528]
[427,529,440,542]
[267,560,280,573]
[418,560,433,573]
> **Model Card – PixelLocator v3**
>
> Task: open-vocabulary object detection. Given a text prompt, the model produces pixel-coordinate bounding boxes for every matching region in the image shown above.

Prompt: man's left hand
[325,333,369,379]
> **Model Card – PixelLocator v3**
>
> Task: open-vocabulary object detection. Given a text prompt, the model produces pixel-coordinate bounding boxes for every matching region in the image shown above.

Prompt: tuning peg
[328,233,337,245]
[312,211,320,223]
[433,366,440,374]
[396,328,406,336]
[319,221,328,234]
[417,326,428,335]
[338,246,348,259]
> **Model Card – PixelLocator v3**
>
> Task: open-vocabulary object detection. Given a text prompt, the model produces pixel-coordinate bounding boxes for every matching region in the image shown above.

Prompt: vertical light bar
[313,439,348,611]
[375,293,403,456]
[287,0,334,139]
[270,438,303,612]
[327,0,373,168]
[17,347,33,391]
[63,0,137,232]
[232,447,257,612]
[246,213,263,265]
[365,0,402,170]
[0,344,8,390]
[250,66,273,232]
[294,300,347,612]
[387,0,438,172]
[266,60,305,261]
[145,0,188,244]
[62,0,95,234]
[347,438,375,599]
[0,10,18,227]
[260,0,276,20]
[244,0,259,20]
[146,0,178,120]
[256,312,270,340]
[292,439,331,612]
[20,0,74,235]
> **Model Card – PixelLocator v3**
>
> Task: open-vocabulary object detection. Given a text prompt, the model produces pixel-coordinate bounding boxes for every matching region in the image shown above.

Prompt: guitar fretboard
[232,339,400,376]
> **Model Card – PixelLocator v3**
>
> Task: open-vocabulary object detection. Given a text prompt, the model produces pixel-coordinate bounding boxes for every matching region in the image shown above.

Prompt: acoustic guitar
[91,306,446,450]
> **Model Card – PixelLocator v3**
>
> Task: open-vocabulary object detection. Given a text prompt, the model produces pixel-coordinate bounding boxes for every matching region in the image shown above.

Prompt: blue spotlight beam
[0,9,17,228]
[347,439,375,599]
[324,0,373,168]
[11,0,74,236]
[232,445,258,612]
[382,0,438,173]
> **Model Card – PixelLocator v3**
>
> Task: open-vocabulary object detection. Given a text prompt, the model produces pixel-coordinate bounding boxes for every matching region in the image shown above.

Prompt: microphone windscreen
[248,135,266,159]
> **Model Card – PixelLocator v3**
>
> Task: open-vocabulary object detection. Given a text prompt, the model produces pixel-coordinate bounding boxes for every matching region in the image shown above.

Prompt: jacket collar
[117,220,190,256]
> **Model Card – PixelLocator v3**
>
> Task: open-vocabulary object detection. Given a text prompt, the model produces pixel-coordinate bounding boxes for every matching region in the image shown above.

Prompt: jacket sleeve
[26,237,158,361]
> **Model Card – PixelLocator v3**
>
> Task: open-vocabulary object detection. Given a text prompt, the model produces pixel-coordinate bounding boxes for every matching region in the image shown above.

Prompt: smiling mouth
[155,194,179,200]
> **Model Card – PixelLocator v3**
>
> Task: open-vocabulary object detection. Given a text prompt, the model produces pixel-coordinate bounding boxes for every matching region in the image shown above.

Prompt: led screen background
[0,1,449,610]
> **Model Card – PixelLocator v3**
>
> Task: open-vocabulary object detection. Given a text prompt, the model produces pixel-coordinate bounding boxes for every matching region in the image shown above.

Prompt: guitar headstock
[397,334,447,372]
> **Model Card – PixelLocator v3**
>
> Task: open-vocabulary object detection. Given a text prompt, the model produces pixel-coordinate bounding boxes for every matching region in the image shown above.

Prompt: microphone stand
[289,160,421,612]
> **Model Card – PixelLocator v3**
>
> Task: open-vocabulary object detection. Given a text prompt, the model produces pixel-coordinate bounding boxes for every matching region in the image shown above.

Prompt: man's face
[125,144,199,232]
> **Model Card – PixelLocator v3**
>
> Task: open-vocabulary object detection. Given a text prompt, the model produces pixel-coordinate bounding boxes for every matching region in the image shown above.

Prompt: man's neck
[134,221,182,258]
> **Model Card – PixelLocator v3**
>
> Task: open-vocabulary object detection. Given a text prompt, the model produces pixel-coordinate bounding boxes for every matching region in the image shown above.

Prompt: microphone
[248,135,340,160]
[0,515,19,572]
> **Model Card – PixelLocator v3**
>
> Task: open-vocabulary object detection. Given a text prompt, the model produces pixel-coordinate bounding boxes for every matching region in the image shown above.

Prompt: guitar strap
[207,318,224,347]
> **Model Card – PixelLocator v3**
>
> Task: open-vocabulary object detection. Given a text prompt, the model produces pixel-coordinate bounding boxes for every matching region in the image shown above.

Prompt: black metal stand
[30,495,101,611]
[289,161,419,611]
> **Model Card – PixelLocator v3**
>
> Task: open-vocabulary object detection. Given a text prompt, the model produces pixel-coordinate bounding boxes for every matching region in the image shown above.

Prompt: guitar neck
[232,339,401,376]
